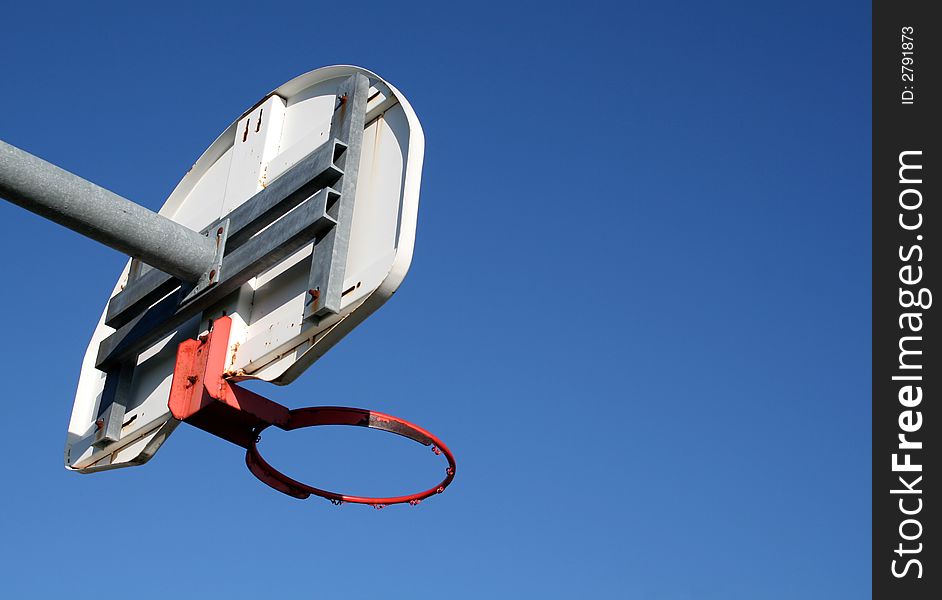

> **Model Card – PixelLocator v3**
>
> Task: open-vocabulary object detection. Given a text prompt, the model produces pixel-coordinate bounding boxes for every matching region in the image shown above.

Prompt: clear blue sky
[0,1,870,598]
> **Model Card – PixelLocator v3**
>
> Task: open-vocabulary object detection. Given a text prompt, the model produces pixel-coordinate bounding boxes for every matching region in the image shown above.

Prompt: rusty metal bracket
[305,73,369,320]
[168,316,289,448]
[180,218,229,305]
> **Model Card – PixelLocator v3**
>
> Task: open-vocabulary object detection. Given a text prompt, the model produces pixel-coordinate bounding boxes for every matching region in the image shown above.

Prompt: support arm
[0,140,216,282]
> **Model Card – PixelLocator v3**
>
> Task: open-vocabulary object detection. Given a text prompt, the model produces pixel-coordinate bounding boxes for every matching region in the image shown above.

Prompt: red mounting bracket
[167,316,456,506]
[168,316,289,448]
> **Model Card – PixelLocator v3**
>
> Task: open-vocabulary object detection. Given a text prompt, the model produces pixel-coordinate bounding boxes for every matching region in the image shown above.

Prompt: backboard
[65,65,424,472]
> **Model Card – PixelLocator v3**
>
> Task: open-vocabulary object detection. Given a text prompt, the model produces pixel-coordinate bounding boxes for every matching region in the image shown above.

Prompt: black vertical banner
[874,1,939,596]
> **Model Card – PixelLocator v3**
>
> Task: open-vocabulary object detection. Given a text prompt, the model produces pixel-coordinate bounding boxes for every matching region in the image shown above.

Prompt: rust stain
[223,368,247,380]
[259,164,269,188]
[334,93,348,121]
[230,341,241,368]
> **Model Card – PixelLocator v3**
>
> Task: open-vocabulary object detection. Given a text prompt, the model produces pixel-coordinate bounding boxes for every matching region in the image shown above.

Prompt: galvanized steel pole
[0,140,216,282]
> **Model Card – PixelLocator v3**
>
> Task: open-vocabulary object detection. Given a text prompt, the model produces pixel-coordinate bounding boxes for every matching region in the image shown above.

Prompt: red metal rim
[245,406,457,507]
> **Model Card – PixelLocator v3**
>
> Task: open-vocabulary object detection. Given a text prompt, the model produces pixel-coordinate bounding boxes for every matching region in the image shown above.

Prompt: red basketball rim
[245,406,456,508]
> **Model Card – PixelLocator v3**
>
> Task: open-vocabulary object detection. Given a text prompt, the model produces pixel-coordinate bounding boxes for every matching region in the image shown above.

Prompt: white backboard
[65,65,424,472]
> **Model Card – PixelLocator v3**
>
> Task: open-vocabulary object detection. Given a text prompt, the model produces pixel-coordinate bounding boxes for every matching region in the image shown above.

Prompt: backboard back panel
[65,66,424,472]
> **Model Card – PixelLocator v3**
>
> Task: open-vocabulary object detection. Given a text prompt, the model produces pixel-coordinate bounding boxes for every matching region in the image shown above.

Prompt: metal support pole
[0,140,217,282]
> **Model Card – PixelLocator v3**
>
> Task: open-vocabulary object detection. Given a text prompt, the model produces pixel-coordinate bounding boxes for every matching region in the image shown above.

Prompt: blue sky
[0,1,870,598]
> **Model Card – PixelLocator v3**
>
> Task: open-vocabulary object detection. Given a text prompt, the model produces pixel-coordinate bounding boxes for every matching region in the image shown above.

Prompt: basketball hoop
[247,407,456,506]
[168,316,456,506]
